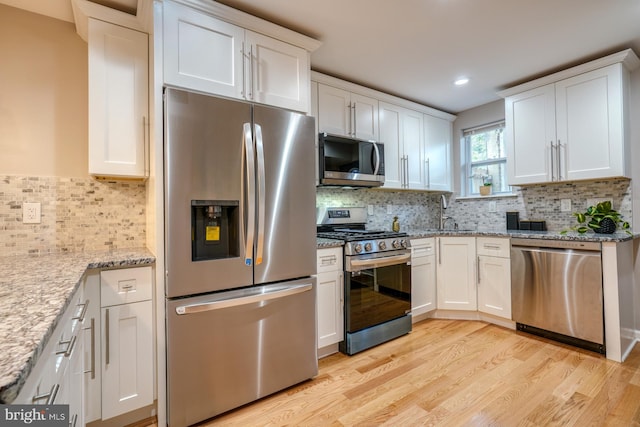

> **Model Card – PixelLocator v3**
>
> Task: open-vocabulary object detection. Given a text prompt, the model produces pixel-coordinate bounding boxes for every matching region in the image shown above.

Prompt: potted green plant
[479,175,492,196]
[561,201,631,235]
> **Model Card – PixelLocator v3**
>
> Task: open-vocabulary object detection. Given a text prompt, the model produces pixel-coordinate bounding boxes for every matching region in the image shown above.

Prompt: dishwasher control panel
[511,238,601,251]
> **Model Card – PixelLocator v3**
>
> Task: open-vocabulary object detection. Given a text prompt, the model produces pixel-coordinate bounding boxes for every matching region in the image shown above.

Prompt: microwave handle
[372,142,381,175]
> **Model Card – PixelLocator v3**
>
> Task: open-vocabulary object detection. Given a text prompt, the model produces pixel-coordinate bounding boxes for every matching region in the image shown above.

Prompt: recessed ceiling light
[454,77,469,86]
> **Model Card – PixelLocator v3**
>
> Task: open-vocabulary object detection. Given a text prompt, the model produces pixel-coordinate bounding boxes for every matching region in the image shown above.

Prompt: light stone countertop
[406,228,636,242]
[0,248,155,404]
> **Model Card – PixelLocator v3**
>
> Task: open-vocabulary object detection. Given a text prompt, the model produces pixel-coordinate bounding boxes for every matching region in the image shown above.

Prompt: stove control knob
[400,239,407,249]
[364,242,373,252]
[354,243,363,254]
[392,240,400,249]
[378,241,387,250]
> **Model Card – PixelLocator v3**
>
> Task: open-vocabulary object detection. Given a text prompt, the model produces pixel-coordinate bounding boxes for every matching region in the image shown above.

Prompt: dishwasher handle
[175,283,312,315]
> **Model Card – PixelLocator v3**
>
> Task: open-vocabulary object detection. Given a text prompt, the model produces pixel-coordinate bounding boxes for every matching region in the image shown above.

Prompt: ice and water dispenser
[191,200,239,261]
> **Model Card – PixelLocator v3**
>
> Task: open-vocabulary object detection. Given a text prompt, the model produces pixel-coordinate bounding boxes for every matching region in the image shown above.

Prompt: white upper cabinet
[88,18,148,178]
[556,65,626,181]
[379,102,424,190]
[163,2,244,99]
[502,50,638,185]
[317,84,379,140]
[163,1,312,113]
[423,114,453,191]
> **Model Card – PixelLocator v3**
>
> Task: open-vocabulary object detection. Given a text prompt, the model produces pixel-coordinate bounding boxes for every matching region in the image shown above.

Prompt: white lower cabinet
[316,247,344,350]
[411,238,436,317]
[436,237,477,311]
[16,285,88,427]
[85,266,154,422]
[100,267,154,420]
[101,300,154,419]
[477,238,512,319]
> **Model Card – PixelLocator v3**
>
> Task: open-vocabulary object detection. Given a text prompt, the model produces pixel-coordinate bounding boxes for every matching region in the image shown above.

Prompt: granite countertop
[0,248,156,404]
[406,229,637,242]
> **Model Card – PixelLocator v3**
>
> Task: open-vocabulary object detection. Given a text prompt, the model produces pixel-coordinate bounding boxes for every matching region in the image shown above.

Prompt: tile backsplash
[1,175,146,257]
[316,179,633,233]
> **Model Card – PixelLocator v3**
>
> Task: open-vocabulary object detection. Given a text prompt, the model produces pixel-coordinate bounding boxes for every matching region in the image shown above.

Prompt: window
[464,121,509,195]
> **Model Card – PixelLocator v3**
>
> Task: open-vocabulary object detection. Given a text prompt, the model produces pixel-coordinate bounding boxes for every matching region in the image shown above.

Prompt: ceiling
[4,0,640,114]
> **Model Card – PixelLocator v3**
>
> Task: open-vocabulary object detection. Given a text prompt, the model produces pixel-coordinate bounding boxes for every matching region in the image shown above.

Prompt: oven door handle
[347,253,411,272]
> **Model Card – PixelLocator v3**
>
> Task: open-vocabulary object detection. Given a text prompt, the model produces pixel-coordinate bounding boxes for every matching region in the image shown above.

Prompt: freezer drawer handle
[175,283,313,315]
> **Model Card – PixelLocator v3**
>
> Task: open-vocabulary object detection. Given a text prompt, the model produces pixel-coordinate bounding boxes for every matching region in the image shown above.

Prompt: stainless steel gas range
[317,207,412,355]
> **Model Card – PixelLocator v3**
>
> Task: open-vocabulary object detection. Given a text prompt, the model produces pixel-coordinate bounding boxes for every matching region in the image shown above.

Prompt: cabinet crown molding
[161,0,321,52]
[498,49,640,98]
[72,0,152,41]
[312,71,456,122]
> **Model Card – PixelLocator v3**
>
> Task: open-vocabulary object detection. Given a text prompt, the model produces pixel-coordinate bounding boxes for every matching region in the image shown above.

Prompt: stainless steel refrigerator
[164,88,318,427]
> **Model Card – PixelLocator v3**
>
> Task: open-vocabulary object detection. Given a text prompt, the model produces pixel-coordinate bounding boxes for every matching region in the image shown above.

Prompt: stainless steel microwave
[318,133,385,187]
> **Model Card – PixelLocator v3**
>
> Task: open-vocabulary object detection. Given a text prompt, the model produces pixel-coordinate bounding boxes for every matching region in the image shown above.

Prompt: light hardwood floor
[163,319,640,426]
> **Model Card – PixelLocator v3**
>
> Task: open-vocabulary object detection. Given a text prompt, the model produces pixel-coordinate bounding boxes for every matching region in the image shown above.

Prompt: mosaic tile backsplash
[316,179,633,233]
[1,175,146,257]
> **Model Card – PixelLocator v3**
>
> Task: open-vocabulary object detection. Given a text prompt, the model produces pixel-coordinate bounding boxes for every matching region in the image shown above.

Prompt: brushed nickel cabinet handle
[32,384,59,405]
[105,308,110,366]
[83,318,96,379]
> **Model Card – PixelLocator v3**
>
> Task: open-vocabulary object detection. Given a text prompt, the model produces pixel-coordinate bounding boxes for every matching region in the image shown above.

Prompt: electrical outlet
[367,205,374,215]
[560,199,572,212]
[23,202,41,224]
[387,204,393,214]
[488,201,497,212]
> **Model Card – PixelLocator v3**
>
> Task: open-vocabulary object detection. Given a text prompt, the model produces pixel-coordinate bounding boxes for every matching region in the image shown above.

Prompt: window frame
[463,121,510,196]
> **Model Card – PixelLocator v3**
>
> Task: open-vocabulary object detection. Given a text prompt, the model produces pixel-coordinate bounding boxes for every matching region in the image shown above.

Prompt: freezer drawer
[166,278,318,427]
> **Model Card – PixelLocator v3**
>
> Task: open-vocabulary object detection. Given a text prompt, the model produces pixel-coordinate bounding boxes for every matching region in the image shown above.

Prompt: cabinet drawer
[317,247,343,273]
[411,238,436,258]
[476,237,510,258]
[101,266,152,307]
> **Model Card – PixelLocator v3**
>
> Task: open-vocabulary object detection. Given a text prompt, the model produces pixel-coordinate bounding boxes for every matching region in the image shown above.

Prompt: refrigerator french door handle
[372,142,381,176]
[243,122,256,266]
[254,123,266,265]
[175,283,313,315]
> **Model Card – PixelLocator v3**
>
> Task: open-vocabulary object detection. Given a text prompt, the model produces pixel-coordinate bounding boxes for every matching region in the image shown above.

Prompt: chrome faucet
[439,194,451,230]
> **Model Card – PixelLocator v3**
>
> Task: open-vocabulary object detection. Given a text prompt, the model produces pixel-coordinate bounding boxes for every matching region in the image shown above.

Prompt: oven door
[345,252,411,333]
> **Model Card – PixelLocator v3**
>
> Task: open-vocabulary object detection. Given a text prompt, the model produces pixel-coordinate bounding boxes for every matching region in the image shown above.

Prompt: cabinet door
[477,255,511,319]
[424,114,452,191]
[88,19,148,178]
[317,270,344,348]
[412,254,436,317]
[83,272,101,423]
[246,31,310,113]
[403,109,425,189]
[436,237,477,311]
[379,102,403,189]
[352,93,379,141]
[505,84,556,185]
[163,1,244,99]
[101,300,153,420]
[68,327,85,427]
[317,84,351,136]
[556,64,627,181]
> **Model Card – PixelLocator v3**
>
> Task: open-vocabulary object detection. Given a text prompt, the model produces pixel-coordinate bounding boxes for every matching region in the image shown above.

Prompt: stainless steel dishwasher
[511,238,604,354]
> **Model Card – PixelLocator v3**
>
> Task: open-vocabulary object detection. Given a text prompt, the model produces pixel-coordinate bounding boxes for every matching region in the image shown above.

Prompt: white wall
[0,4,88,178]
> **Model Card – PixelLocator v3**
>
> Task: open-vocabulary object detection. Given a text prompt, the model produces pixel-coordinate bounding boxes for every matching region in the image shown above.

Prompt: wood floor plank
[184,319,640,427]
